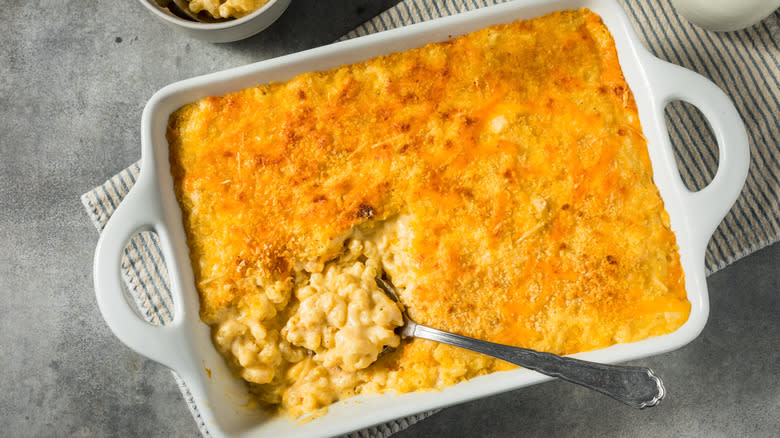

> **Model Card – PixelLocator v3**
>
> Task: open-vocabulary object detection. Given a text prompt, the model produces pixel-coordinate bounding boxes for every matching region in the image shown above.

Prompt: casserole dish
[93,0,749,436]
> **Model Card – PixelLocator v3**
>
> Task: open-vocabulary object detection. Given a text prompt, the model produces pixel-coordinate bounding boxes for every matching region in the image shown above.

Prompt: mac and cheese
[186,0,269,19]
[168,9,690,418]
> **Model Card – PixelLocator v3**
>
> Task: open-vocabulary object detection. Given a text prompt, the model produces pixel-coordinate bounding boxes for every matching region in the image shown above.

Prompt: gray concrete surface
[0,1,777,437]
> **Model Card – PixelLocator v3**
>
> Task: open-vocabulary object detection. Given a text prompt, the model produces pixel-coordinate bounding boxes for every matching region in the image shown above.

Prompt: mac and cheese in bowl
[186,0,270,19]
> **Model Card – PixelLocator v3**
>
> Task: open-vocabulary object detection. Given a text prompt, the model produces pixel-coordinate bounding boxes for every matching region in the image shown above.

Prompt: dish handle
[93,172,184,370]
[647,60,750,248]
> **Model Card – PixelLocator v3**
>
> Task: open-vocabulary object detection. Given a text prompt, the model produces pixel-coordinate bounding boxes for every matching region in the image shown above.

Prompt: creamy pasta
[210,216,422,416]
[186,0,270,19]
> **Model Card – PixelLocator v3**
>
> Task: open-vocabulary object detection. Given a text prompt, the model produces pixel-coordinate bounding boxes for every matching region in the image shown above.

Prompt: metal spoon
[375,277,665,409]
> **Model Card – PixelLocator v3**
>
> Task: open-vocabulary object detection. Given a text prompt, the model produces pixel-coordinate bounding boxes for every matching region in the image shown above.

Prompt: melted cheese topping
[168,9,690,418]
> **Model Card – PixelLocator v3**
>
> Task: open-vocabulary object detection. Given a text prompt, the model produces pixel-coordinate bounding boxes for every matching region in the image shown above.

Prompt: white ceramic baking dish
[93,0,749,436]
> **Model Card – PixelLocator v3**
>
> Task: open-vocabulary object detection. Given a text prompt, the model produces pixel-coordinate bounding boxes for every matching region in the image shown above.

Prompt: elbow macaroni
[186,0,270,19]
[210,217,411,417]
[282,239,403,373]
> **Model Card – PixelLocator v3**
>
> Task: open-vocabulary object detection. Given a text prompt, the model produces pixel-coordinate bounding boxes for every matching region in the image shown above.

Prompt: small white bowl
[138,0,291,43]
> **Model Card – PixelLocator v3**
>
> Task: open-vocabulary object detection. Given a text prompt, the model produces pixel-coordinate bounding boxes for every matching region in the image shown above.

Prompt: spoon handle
[409,322,665,409]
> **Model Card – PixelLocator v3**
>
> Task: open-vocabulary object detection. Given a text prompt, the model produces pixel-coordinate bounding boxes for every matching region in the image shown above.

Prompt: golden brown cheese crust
[169,8,689,413]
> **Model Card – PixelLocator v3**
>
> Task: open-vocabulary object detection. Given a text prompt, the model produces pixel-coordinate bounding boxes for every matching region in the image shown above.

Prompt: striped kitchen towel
[82,1,779,437]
